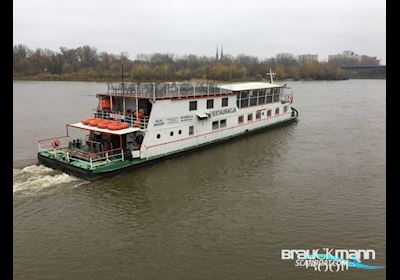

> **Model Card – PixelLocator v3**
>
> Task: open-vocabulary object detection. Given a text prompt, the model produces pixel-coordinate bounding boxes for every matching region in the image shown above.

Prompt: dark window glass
[237,99,240,108]
[250,98,258,106]
[273,93,280,102]
[189,126,194,135]
[222,97,228,107]
[189,101,197,111]
[241,99,249,108]
[170,131,174,136]
[207,99,214,109]
[256,111,261,119]
[157,134,161,139]
[267,109,271,117]
[212,121,219,130]
[283,106,288,113]
[266,95,273,103]
[220,119,227,128]
[238,115,244,124]
[258,89,266,105]
[275,107,280,115]
[248,113,253,121]
[240,91,249,99]
[178,129,182,134]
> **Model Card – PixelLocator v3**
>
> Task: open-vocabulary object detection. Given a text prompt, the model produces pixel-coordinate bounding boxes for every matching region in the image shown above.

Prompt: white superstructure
[95,81,296,159]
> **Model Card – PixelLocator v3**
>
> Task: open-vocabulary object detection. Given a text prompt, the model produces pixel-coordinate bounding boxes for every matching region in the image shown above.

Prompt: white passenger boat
[38,77,298,180]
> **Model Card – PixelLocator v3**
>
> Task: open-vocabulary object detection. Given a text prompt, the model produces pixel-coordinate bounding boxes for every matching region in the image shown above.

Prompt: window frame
[222,97,228,107]
[207,99,214,109]
[189,101,197,111]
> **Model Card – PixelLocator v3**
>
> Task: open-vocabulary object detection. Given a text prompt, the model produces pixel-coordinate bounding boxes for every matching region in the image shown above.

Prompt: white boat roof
[68,122,141,135]
[219,82,282,91]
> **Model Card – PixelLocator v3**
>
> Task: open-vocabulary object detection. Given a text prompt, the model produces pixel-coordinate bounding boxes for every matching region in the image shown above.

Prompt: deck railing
[38,136,125,169]
[105,82,231,99]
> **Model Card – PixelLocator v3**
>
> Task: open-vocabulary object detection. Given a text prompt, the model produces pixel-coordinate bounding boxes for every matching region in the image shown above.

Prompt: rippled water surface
[13,80,386,279]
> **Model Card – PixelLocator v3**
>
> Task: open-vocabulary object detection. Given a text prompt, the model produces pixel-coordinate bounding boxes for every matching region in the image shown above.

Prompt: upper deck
[99,81,283,100]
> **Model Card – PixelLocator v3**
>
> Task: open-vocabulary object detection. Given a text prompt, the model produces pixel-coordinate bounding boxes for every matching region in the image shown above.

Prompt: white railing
[105,82,231,99]
[38,136,126,168]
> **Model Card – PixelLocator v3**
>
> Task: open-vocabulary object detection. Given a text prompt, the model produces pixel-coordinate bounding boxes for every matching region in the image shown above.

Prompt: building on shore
[297,54,319,64]
[328,51,380,66]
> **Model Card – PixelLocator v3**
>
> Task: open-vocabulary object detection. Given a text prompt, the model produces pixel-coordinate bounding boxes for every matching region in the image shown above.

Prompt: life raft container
[107,123,129,130]
[81,117,98,125]
[97,120,114,128]
[88,118,104,126]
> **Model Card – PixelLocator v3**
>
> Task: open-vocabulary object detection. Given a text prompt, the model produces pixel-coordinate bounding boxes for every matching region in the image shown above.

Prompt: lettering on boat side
[166,117,179,124]
[154,119,165,126]
[211,107,236,117]
[154,115,193,127]
[180,115,193,122]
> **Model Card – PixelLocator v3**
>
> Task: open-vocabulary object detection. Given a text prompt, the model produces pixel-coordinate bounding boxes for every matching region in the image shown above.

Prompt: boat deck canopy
[68,122,141,135]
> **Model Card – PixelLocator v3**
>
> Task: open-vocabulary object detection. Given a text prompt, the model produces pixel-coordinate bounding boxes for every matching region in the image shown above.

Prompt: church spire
[220,45,223,60]
[216,45,219,60]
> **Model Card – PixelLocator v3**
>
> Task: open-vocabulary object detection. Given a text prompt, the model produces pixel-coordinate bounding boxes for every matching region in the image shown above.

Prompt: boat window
[222,97,228,107]
[238,115,244,124]
[189,101,197,111]
[248,113,253,122]
[207,99,214,109]
[250,90,258,106]
[273,88,281,102]
[170,131,174,136]
[240,99,249,108]
[240,91,249,99]
[283,106,288,113]
[275,107,280,115]
[189,126,194,135]
[212,121,219,130]
[256,111,261,120]
[267,109,272,117]
[258,89,266,105]
[266,89,273,103]
[157,133,161,139]
[178,129,182,135]
[220,119,227,128]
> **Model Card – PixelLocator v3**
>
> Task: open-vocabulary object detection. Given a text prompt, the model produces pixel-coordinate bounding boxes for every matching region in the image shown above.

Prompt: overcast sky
[13,0,386,63]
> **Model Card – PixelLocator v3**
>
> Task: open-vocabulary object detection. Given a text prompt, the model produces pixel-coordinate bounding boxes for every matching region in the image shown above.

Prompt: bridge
[338,65,386,79]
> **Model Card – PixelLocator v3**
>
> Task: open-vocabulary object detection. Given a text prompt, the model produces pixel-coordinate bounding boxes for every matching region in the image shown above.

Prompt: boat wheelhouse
[38,80,298,180]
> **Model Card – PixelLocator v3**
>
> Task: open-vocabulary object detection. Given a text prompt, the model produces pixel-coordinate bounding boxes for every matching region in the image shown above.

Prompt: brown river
[13,80,385,279]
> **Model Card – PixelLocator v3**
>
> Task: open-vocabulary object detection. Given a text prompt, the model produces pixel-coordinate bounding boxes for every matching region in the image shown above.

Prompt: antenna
[266,68,276,83]
[121,62,125,93]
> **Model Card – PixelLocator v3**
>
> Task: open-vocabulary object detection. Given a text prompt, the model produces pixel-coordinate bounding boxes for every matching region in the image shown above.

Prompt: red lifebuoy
[52,139,60,148]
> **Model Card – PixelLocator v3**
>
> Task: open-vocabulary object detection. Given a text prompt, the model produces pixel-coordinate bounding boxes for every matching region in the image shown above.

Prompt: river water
[13,80,386,280]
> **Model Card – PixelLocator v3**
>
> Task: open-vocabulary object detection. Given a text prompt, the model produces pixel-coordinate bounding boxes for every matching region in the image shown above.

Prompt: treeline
[13,44,348,81]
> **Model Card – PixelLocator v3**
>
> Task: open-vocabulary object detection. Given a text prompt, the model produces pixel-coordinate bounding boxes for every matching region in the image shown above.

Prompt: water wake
[13,164,85,195]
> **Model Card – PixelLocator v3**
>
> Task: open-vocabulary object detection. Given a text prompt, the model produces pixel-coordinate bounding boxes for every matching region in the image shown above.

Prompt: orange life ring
[52,139,60,148]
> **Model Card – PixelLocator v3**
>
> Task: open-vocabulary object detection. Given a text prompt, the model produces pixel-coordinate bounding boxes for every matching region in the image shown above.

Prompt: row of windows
[156,106,288,139]
[156,126,195,139]
[238,106,288,124]
[236,88,281,109]
[190,97,228,111]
